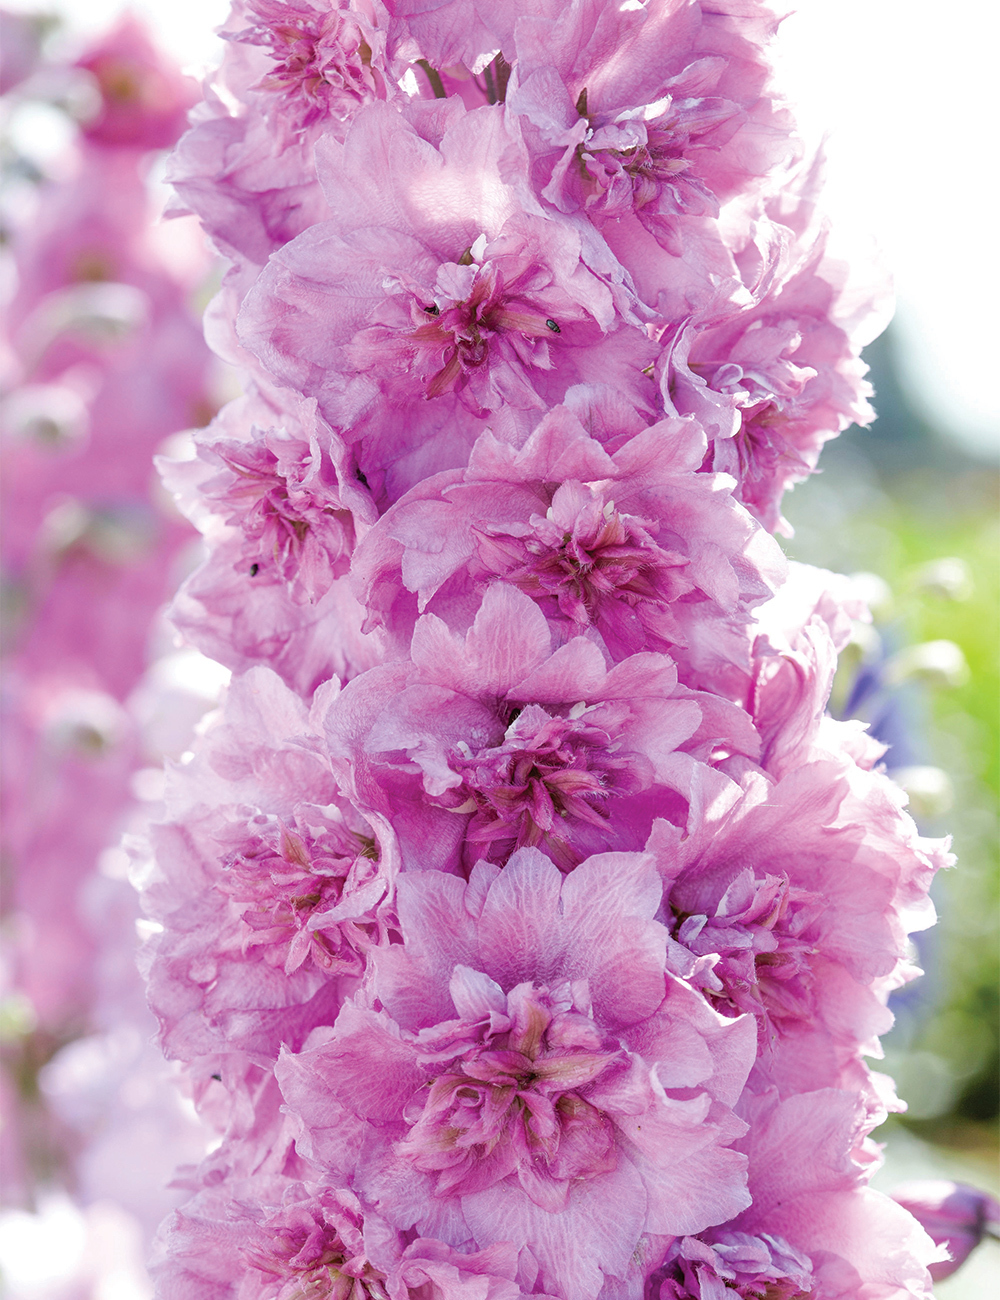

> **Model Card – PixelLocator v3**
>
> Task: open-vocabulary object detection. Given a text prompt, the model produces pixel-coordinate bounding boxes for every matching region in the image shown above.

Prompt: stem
[493,53,511,103]
[416,58,447,99]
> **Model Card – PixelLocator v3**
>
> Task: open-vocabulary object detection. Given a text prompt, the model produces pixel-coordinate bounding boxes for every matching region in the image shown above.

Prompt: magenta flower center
[219,822,380,974]
[582,115,693,213]
[672,873,824,1023]
[216,446,354,584]
[450,707,644,870]
[734,403,810,490]
[245,1221,389,1300]
[479,506,670,628]
[658,1260,811,1300]
[400,985,621,1204]
[408,270,561,399]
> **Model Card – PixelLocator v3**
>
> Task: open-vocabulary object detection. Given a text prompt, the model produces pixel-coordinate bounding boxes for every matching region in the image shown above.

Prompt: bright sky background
[6,0,998,457]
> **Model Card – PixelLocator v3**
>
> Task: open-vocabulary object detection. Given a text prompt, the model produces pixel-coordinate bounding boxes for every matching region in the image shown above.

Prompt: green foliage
[783,451,999,1140]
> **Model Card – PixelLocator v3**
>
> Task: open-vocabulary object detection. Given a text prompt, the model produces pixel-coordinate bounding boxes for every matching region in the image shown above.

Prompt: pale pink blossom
[226,0,392,138]
[238,101,654,504]
[352,388,784,676]
[75,15,198,150]
[324,582,758,873]
[143,668,397,1064]
[509,0,793,235]
[648,757,945,1096]
[277,848,755,1299]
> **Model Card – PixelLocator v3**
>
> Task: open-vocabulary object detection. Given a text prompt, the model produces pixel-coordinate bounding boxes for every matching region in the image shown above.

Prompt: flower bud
[891,1180,1000,1280]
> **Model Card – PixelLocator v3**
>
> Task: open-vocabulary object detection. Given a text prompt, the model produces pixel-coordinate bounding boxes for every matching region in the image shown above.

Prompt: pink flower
[324,582,758,873]
[659,182,891,534]
[154,1175,536,1298]
[722,1088,940,1297]
[277,847,755,1299]
[167,0,390,275]
[76,15,198,150]
[238,101,654,504]
[215,811,388,978]
[144,668,397,1063]
[128,0,930,1290]
[187,408,363,606]
[650,1229,814,1299]
[226,0,391,138]
[353,388,783,675]
[509,0,792,232]
[161,393,382,695]
[649,758,944,1094]
[166,104,332,272]
[169,542,381,697]
[744,563,877,776]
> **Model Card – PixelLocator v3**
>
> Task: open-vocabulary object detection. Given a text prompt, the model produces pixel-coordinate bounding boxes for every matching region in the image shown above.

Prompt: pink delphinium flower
[277,848,755,1299]
[637,1088,939,1297]
[143,668,397,1065]
[323,581,758,873]
[238,101,655,504]
[160,391,382,695]
[352,388,784,677]
[509,0,794,232]
[182,407,361,606]
[650,1230,814,1299]
[154,1174,539,1299]
[648,757,945,1098]
[226,0,391,137]
[659,177,892,534]
[75,14,198,150]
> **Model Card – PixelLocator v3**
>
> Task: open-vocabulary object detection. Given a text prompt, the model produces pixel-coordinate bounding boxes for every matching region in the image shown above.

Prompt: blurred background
[780,326,999,1294]
[1,0,997,1293]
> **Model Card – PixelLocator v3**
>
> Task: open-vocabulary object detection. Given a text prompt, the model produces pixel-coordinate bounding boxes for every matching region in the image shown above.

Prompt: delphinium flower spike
[145,3,953,1295]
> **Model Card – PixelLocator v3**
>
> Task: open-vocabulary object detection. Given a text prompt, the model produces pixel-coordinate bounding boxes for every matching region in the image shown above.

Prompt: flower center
[235,1,377,128]
[671,873,824,1023]
[399,984,620,1205]
[214,444,355,590]
[482,506,668,627]
[733,403,810,488]
[580,117,692,211]
[219,821,383,975]
[245,1227,389,1299]
[449,707,641,870]
[409,270,561,399]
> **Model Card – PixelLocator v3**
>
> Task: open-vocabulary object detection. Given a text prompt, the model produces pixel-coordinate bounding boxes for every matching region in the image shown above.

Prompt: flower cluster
[146,2,951,1296]
[0,11,210,1094]
[0,13,220,1273]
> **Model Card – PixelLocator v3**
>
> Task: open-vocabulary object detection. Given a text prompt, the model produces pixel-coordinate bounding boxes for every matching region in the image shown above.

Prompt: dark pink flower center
[219,821,382,975]
[657,1262,812,1300]
[236,1,376,127]
[449,707,645,871]
[245,1222,389,1300]
[400,985,621,1205]
[214,445,354,587]
[587,123,691,208]
[408,270,561,399]
[672,873,823,1023]
[733,403,811,493]
[477,506,678,629]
